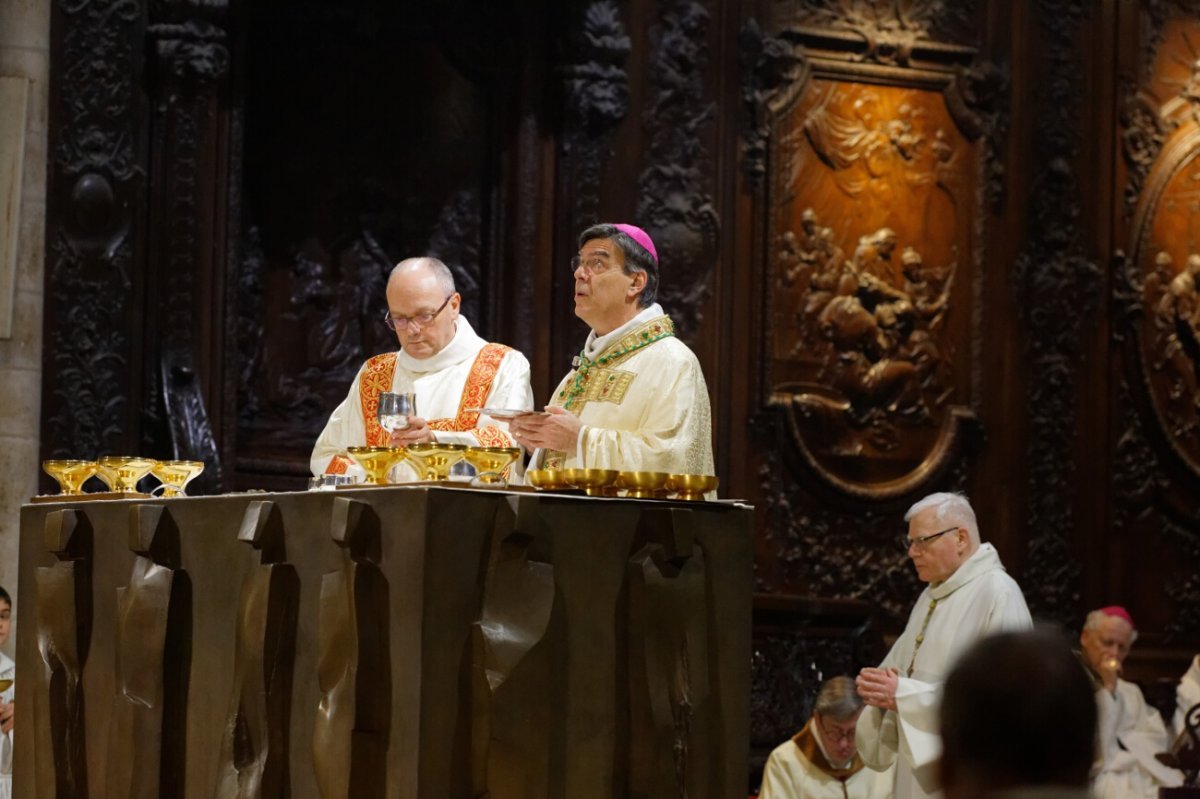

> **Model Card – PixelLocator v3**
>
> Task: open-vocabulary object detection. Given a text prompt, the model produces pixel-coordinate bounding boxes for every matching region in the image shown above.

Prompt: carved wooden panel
[752,14,989,501]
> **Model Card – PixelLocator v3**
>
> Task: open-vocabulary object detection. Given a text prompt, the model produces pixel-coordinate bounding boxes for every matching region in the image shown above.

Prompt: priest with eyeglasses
[509,223,715,478]
[311,256,533,478]
[854,492,1031,799]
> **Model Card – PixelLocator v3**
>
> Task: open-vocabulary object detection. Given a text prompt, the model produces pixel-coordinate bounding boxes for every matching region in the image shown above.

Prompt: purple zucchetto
[612,223,658,264]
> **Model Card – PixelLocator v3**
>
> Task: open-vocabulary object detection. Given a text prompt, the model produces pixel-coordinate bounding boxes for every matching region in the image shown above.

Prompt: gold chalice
[96,456,158,493]
[404,443,467,481]
[616,470,671,499]
[463,447,521,485]
[525,468,568,490]
[562,468,619,497]
[666,473,719,501]
[346,446,407,485]
[42,460,98,495]
[151,460,205,497]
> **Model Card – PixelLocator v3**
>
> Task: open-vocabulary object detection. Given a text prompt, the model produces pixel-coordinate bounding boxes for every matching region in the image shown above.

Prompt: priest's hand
[389,417,437,446]
[857,667,899,711]
[509,406,582,452]
[0,701,13,734]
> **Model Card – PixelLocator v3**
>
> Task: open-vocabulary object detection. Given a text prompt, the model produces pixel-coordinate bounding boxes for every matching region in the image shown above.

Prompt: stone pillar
[0,0,50,657]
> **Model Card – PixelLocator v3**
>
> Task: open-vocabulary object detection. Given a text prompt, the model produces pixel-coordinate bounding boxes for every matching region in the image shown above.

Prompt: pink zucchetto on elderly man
[1079,605,1183,798]
[509,223,715,478]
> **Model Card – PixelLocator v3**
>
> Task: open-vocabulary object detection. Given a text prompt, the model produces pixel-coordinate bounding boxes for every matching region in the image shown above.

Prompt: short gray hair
[390,257,456,296]
[904,491,980,545]
[813,675,863,721]
[1083,609,1139,643]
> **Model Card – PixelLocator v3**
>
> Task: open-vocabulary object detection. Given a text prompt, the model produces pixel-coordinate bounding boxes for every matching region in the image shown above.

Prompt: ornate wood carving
[1008,0,1097,626]
[752,18,988,499]
[146,9,230,493]
[42,0,145,460]
[636,0,720,339]
[559,0,631,228]
[232,4,508,475]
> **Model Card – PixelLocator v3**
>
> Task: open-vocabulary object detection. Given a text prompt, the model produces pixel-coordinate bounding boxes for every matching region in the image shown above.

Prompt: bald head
[385,257,460,359]
[388,257,455,295]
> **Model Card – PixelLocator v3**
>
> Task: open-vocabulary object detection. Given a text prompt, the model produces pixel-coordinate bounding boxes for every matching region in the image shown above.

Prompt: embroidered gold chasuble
[538,309,715,477]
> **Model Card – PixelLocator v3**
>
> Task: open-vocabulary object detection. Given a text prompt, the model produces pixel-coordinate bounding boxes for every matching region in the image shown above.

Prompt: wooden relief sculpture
[627,509,710,798]
[214,501,298,798]
[313,498,390,799]
[1122,19,1200,481]
[33,509,93,799]
[106,504,191,799]
[756,26,991,498]
[470,513,556,798]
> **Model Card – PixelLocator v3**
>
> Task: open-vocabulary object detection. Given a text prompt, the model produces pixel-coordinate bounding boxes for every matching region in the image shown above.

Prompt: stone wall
[0,0,49,658]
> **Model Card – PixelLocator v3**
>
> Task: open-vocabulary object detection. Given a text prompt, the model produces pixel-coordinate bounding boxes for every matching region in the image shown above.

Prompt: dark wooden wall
[40,0,1200,772]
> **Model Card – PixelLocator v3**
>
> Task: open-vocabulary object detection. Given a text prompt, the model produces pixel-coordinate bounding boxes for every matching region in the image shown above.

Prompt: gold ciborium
[404,443,467,481]
[525,468,568,490]
[562,468,619,497]
[346,446,407,485]
[96,456,158,493]
[463,447,521,485]
[616,470,671,499]
[666,473,718,501]
[151,460,205,497]
[42,460,98,495]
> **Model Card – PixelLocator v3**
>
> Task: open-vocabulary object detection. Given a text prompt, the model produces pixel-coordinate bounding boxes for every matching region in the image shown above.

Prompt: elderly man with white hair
[854,492,1032,799]
[1079,605,1183,798]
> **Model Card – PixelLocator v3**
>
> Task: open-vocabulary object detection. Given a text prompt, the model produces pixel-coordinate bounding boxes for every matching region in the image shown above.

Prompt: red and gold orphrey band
[324,343,514,474]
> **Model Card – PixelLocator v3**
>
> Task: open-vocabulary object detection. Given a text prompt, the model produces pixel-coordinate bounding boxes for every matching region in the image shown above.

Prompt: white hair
[1084,609,1139,643]
[904,492,980,545]
[389,256,456,296]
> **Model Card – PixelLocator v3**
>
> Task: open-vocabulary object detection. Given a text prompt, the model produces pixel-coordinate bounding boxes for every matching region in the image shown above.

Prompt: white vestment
[760,720,893,798]
[0,650,13,799]
[1092,677,1182,798]
[856,543,1032,799]
[311,316,533,479]
[532,304,715,477]
[1173,654,1200,738]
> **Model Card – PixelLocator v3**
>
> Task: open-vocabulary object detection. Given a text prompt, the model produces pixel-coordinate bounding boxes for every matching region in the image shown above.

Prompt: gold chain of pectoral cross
[906,598,938,678]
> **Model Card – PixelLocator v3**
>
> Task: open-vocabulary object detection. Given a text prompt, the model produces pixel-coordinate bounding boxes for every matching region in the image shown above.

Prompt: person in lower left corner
[759,675,893,798]
[0,585,14,799]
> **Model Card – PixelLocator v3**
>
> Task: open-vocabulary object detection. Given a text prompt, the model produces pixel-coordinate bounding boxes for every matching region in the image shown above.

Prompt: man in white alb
[759,675,893,799]
[311,257,533,479]
[508,223,714,477]
[1080,605,1183,798]
[854,492,1032,799]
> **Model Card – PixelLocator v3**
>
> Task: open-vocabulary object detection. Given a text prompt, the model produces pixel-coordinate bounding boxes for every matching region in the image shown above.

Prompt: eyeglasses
[815,715,856,744]
[900,525,959,552]
[570,253,621,277]
[383,294,453,332]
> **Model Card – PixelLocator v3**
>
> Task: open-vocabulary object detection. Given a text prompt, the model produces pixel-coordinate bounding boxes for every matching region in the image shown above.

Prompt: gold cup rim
[43,459,96,469]
[526,468,567,488]
[97,455,158,467]
[347,445,405,455]
[465,446,522,455]
[562,468,619,485]
[616,470,671,486]
[407,442,468,453]
[154,459,206,468]
[666,473,719,490]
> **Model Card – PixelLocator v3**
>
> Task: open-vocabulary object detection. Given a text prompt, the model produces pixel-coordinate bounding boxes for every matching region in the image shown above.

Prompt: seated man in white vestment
[311,257,533,479]
[1079,605,1183,798]
[509,223,714,477]
[855,492,1032,799]
[1173,653,1200,739]
[939,629,1096,799]
[759,675,893,799]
